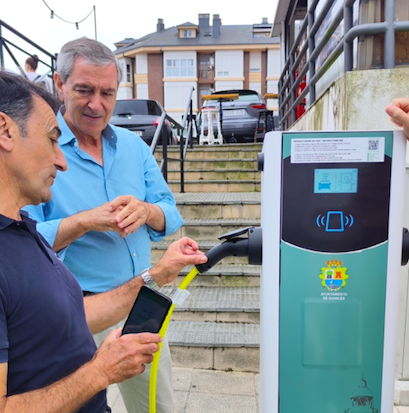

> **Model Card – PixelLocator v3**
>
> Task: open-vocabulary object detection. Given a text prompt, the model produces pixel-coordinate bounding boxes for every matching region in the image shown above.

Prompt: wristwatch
[140,268,158,289]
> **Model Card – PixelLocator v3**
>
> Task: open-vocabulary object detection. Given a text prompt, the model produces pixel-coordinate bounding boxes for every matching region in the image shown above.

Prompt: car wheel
[228,136,238,144]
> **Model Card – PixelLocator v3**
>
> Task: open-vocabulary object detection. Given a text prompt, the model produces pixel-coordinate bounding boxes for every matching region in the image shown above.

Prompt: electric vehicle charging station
[259,130,406,413]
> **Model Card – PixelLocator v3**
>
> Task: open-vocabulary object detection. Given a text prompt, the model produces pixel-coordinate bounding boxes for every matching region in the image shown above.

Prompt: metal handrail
[0,20,57,93]
[150,111,184,183]
[149,97,196,193]
[278,0,409,130]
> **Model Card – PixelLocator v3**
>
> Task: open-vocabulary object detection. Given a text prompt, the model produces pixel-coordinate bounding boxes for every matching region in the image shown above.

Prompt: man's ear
[0,113,15,152]
[54,72,65,103]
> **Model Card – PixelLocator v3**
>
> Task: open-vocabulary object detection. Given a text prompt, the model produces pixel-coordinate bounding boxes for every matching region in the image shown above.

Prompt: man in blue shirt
[0,72,207,413]
[24,38,183,413]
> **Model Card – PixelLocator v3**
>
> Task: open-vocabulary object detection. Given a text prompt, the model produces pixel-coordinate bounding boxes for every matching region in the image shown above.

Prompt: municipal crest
[319,259,348,291]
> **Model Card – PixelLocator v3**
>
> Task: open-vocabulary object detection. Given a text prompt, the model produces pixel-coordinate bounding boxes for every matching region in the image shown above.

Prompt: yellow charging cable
[149,267,199,413]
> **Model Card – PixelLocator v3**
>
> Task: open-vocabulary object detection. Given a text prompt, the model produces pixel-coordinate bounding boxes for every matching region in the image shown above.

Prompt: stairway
[153,143,262,373]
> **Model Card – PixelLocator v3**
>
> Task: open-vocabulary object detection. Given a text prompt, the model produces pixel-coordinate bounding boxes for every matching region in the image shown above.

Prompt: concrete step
[152,240,251,265]
[167,218,260,241]
[168,180,261,193]
[174,192,261,220]
[167,169,260,181]
[168,321,260,372]
[155,144,262,161]
[166,158,258,171]
[159,286,260,324]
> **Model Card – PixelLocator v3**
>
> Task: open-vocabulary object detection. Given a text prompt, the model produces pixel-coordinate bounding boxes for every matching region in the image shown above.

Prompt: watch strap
[140,268,158,289]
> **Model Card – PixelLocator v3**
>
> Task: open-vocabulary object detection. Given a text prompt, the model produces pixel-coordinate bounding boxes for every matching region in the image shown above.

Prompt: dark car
[109,99,176,146]
[197,89,274,143]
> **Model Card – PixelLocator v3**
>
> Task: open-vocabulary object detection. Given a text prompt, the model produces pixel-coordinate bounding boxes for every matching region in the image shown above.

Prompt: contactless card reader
[260,131,406,413]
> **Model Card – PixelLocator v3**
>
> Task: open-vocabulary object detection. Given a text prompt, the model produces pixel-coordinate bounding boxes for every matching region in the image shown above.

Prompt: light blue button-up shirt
[24,112,183,293]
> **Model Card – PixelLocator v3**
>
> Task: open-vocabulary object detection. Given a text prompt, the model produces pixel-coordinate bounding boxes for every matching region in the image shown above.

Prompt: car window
[113,100,162,116]
[203,91,261,106]
[237,94,260,102]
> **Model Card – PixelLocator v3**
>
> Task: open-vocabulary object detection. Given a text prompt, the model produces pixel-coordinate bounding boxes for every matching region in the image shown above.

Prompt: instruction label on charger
[291,137,385,163]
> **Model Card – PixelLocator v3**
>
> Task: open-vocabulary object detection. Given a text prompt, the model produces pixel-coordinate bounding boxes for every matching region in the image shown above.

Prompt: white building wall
[164,81,197,124]
[117,87,133,100]
[162,51,197,123]
[250,82,261,94]
[117,57,133,99]
[215,80,243,90]
[250,52,262,72]
[267,49,280,109]
[215,50,243,77]
[163,51,196,77]
[137,84,149,99]
[136,54,148,74]
[267,49,281,77]
[214,50,244,90]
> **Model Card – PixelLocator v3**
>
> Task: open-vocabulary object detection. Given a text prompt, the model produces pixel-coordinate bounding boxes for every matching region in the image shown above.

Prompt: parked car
[109,99,176,146]
[197,89,274,143]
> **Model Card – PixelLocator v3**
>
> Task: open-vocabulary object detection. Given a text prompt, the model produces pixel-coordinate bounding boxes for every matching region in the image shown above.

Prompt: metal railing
[150,112,184,183]
[150,87,196,192]
[278,0,409,130]
[179,87,196,193]
[0,20,56,93]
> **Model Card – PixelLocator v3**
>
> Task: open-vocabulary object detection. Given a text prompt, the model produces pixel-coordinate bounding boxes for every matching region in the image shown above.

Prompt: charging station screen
[314,168,358,194]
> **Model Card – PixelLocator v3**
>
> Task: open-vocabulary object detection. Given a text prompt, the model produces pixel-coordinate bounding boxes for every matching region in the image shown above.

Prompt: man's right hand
[81,202,127,236]
[385,98,409,139]
[91,329,162,386]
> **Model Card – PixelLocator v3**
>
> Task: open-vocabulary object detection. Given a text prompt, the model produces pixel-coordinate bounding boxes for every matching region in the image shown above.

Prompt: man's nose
[87,93,104,113]
[55,144,68,172]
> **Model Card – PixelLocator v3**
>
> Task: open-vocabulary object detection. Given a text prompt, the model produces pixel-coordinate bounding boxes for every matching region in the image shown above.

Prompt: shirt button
[133,253,136,257]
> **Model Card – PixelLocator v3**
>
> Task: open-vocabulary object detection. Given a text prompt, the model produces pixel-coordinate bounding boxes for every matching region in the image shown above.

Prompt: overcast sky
[1,0,278,74]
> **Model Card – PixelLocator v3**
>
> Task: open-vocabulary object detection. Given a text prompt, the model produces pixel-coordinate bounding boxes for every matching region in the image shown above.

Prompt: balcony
[198,63,215,83]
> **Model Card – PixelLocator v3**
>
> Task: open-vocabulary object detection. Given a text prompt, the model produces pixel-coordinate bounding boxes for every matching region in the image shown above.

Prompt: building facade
[113,14,280,124]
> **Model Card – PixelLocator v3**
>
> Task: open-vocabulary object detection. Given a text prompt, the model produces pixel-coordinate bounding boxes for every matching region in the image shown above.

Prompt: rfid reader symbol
[316,211,354,232]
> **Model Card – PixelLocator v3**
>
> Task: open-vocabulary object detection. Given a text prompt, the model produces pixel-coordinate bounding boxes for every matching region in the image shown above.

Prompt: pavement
[107,367,405,413]
[107,367,259,413]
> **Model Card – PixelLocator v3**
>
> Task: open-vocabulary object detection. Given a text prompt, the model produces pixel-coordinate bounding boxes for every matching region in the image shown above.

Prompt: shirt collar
[57,107,118,146]
[0,210,33,230]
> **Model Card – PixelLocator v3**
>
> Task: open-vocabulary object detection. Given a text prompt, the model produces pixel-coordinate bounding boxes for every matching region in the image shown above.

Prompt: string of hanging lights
[42,0,97,39]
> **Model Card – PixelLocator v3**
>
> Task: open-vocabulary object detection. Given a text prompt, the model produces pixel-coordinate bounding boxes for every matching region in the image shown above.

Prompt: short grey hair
[56,37,123,86]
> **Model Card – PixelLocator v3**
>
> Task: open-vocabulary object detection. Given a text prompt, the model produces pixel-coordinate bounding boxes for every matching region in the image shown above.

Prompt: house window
[183,29,193,38]
[126,64,131,82]
[166,59,194,77]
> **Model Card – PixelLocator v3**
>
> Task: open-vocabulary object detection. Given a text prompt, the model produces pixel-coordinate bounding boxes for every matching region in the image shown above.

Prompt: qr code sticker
[368,139,379,151]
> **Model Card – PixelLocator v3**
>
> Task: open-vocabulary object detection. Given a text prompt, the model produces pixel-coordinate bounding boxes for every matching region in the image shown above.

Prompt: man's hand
[150,237,208,287]
[82,202,127,235]
[53,202,127,251]
[91,329,162,386]
[109,195,165,235]
[84,237,207,333]
[53,195,166,251]
[385,98,409,139]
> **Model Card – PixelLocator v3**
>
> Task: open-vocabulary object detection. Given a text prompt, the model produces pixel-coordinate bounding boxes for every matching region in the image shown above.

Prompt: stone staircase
[153,143,262,373]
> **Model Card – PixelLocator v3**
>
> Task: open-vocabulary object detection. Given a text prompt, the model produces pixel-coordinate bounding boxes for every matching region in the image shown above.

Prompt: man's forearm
[52,212,89,252]
[145,203,165,232]
[0,361,107,413]
[84,275,145,334]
